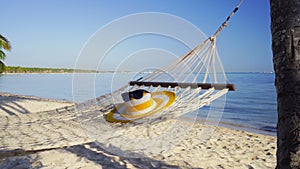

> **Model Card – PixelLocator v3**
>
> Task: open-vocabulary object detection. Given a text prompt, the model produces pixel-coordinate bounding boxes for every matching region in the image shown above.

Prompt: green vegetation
[0,34,11,73]
[4,66,100,74]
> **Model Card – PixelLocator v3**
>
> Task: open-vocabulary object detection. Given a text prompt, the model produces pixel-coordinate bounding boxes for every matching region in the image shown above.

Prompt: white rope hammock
[109,1,245,123]
[122,38,232,122]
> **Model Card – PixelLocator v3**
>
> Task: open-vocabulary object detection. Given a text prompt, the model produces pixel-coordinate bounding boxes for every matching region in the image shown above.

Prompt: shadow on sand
[0,141,204,169]
[0,95,32,115]
[65,142,183,169]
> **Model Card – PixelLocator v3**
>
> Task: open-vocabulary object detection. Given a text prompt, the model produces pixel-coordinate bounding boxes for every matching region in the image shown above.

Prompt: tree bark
[270,0,300,168]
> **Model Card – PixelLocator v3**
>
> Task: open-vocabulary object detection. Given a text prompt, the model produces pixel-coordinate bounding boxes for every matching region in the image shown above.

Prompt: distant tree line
[3,66,99,74]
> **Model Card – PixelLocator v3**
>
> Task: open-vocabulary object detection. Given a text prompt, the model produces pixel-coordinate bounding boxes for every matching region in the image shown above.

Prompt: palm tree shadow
[0,149,43,169]
[65,141,178,169]
[65,141,203,169]
[0,143,202,169]
[0,94,37,115]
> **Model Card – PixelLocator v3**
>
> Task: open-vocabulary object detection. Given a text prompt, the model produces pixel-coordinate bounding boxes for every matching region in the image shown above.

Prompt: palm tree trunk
[270,0,300,168]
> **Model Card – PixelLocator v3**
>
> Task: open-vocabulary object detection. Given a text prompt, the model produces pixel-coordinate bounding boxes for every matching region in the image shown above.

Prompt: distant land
[1,66,136,74]
[3,66,100,74]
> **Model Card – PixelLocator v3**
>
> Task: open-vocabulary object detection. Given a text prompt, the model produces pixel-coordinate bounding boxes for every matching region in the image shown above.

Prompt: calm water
[0,73,277,135]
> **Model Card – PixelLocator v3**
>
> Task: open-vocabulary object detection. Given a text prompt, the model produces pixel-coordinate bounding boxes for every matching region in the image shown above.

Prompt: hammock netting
[101,36,233,124]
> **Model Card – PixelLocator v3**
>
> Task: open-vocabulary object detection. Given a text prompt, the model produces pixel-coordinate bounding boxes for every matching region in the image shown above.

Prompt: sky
[1,0,273,72]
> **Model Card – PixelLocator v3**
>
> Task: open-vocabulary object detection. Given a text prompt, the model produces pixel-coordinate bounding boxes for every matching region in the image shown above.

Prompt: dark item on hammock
[129,81,236,91]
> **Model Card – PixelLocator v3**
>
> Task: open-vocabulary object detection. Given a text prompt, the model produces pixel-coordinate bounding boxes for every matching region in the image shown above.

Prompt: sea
[0,72,277,136]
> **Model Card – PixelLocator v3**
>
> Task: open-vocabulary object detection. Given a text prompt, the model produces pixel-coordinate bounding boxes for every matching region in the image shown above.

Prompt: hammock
[103,1,243,123]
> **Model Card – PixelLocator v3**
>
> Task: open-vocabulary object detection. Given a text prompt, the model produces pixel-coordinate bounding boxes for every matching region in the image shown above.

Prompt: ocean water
[186,73,277,135]
[225,73,277,134]
[0,73,277,135]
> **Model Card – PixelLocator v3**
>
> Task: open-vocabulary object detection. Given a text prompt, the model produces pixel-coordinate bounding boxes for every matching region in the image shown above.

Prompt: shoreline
[181,116,276,136]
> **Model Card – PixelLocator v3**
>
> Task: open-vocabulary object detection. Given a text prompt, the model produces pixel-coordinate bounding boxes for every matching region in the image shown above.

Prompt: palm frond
[0,50,6,60]
[0,34,11,51]
[0,60,5,73]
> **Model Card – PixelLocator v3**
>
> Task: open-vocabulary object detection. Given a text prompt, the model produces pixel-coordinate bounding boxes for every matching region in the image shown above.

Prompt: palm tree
[270,0,300,168]
[0,34,11,73]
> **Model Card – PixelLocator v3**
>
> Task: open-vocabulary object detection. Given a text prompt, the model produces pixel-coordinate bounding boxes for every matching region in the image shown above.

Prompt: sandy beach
[0,93,276,169]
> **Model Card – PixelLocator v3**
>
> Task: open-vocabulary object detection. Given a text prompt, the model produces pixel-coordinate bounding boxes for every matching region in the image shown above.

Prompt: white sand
[0,93,276,168]
[0,93,73,116]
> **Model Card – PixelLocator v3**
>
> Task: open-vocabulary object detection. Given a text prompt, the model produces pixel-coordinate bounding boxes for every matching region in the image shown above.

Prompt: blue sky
[1,0,272,72]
